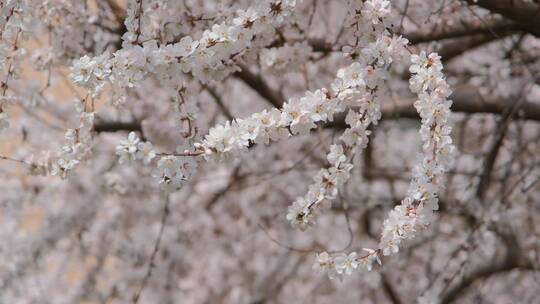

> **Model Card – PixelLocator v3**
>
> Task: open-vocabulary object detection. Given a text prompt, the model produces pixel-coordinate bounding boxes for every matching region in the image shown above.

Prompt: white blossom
[379,52,455,257]
[152,156,185,193]
[116,132,140,164]
[335,252,359,275]
[69,53,112,97]
[50,158,79,179]
[136,142,156,165]
[361,0,391,25]
[327,144,346,167]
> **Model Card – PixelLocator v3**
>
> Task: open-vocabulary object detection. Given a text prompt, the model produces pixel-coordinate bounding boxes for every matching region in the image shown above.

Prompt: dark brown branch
[476,83,530,199]
[437,31,515,62]
[309,20,519,56]
[475,110,512,199]
[440,229,534,304]
[386,85,540,121]
[329,85,540,129]
[93,83,540,135]
[234,66,284,108]
[204,86,234,120]
[466,0,540,37]
[132,195,170,304]
[442,262,533,304]
[407,19,520,44]
[448,85,540,121]
[308,38,335,53]
[381,273,403,304]
[205,165,241,211]
[94,120,142,133]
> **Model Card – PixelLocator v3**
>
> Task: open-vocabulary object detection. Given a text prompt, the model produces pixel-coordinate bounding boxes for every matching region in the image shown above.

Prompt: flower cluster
[115,132,156,165]
[361,0,391,26]
[285,99,382,230]
[70,0,299,98]
[304,1,454,280]
[345,0,392,45]
[152,154,198,193]
[114,132,199,193]
[50,110,96,179]
[286,102,380,230]
[285,0,408,230]
[312,249,381,280]
[378,51,455,256]
[69,54,112,98]
[310,50,454,281]
[200,88,336,160]
[286,144,353,230]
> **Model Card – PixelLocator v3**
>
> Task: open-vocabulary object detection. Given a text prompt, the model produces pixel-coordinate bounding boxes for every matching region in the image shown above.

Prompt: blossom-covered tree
[0,0,539,303]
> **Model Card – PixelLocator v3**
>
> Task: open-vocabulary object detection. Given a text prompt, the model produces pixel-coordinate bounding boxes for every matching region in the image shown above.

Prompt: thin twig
[132,194,171,304]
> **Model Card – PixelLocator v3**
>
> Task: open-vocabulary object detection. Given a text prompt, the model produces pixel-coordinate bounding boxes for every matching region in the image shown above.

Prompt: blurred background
[0,0,539,303]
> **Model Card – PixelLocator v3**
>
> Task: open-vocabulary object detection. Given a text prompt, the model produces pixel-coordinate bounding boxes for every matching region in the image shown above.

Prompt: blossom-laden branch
[284,0,410,232]
[0,1,35,132]
[112,1,407,202]
[109,0,453,283]
[309,0,455,280]
[69,0,298,100]
[110,0,454,282]
[312,50,454,280]
[379,51,455,253]
[63,0,300,182]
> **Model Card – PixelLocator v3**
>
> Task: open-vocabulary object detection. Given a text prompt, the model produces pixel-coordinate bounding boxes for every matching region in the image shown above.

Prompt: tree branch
[466,0,540,37]
[407,19,520,44]
[381,273,403,304]
[234,66,284,108]
[94,120,142,133]
[440,228,533,303]
[329,84,540,129]
[132,195,171,304]
[204,85,234,120]
[93,84,540,134]
[438,31,515,62]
